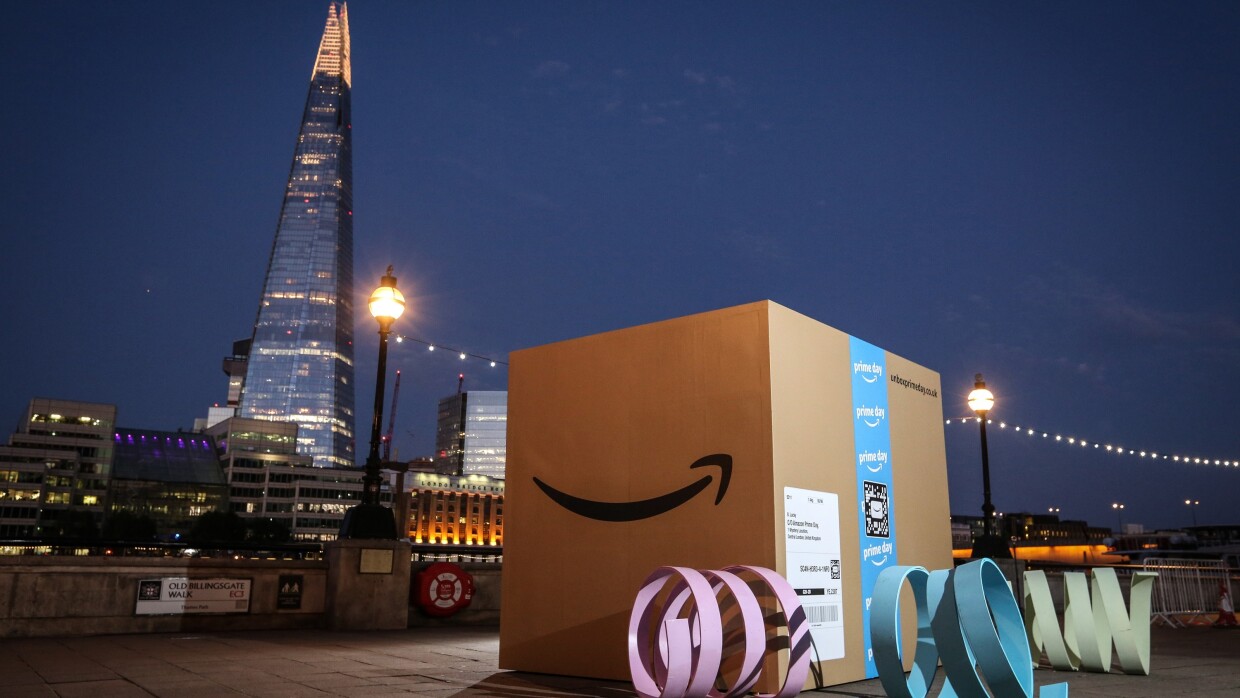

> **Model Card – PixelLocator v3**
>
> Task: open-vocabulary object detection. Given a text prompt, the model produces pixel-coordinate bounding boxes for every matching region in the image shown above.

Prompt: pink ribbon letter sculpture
[628,565,812,698]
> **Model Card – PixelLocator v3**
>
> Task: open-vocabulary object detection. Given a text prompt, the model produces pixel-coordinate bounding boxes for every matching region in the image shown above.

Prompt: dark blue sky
[3,2,1236,530]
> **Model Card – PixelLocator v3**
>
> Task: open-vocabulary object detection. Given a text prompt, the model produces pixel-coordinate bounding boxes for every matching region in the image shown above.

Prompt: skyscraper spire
[239,2,356,468]
[312,2,351,87]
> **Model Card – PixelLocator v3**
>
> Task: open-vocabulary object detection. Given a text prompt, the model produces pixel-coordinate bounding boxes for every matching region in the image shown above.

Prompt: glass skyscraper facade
[434,391,508,479]
[240,3,356,468]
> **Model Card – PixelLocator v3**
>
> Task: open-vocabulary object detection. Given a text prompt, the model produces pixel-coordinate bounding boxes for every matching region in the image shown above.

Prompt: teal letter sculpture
[1024,567,1156,675]
[871,559,1068,697]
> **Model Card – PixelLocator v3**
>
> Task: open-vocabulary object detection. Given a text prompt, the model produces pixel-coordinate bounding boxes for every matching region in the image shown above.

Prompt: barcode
[804,603,839,624]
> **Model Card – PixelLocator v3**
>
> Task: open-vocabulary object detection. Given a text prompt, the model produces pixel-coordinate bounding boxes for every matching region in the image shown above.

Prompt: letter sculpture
[1023,567,1156,675]
[628,565,811,698]
[871,559,1069,697]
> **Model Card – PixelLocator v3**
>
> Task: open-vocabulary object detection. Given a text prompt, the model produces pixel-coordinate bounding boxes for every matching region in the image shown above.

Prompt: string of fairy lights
[381,333,1238,468]
[945,416,1235,468]
[390,334,509,367]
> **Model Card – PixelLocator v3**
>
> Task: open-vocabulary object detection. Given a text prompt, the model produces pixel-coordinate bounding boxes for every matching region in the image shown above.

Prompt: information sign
[135,577,251,615]
[277,574,303,610]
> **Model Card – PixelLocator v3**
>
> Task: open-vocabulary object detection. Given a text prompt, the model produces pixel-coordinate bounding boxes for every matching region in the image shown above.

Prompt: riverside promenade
[2,624,1237,697]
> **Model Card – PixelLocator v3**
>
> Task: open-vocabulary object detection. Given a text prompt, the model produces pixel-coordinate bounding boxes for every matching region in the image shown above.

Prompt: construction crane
[382,369,401,462]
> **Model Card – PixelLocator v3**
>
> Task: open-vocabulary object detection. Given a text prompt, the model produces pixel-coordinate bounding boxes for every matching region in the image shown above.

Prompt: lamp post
[1185,499,1199,527]
[1112,502,1125,533]
[339,266,405,540]
[968,374,1010,559]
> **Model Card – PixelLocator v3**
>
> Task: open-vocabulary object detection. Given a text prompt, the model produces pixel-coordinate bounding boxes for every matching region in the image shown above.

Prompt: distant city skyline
[2,2,1235,530]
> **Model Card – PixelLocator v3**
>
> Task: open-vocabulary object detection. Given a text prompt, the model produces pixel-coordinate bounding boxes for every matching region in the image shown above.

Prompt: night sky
[3,2,1237,531]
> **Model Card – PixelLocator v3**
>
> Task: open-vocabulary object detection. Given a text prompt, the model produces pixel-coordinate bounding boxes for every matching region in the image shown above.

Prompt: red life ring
[414,562,475,617]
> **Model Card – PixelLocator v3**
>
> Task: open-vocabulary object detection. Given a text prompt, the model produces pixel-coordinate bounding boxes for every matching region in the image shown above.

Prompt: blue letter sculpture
[871,558,1069,697]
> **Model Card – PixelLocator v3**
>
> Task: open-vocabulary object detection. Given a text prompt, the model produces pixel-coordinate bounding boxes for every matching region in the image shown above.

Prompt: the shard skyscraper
[239,3,356,468]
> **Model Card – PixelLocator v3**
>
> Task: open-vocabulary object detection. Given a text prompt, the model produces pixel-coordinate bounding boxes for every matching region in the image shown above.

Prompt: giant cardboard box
[499,300,951,687]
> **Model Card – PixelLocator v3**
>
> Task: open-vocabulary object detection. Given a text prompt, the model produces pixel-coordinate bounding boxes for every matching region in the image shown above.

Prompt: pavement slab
[0,625,1237,697]
[143,685,248,698]
[4,687,58,698]
[47,679,151,698]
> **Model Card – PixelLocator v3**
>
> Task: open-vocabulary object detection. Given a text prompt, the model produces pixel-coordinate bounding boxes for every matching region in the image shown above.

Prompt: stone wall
[0,556,501,638]
[0,555,327,638]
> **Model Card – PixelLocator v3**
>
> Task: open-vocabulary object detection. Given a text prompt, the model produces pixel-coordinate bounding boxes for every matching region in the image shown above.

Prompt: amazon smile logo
[853,360,883,383]
[532,453,732,522]
[855,405,886,428]
[858,449,888,473]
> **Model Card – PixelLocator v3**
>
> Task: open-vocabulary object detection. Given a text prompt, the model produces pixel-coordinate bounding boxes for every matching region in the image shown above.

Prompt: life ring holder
[414,562,475,617]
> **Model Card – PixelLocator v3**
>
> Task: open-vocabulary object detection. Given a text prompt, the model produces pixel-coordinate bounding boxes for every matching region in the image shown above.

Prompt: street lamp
[968,373,1010,559]
[1112,502,1125,532]
[1185,499,1200,527]
[339,266,405,540]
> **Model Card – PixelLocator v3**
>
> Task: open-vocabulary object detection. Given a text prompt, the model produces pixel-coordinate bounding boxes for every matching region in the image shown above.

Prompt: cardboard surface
[499,301,951,686]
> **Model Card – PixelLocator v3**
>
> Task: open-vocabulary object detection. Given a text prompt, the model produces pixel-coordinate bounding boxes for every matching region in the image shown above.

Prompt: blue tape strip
[849,337,896,678]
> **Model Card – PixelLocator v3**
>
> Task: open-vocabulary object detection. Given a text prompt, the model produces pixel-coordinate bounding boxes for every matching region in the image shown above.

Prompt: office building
[0,447,80,539]
[0,399,115,537]
[1,396,382,544]
[205,417,388,542]
[109,428,229,537]
[406,472,504,546]
[434,391,507,478]
[238,2,357,468]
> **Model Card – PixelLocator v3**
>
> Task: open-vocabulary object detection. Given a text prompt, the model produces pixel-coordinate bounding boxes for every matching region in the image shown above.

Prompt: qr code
[138,580,161,601]
[863,481,890,538]
[829,559,841,580]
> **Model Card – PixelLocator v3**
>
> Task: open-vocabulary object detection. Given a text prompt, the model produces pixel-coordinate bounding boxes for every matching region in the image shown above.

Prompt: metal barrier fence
[1142,557,1233,627]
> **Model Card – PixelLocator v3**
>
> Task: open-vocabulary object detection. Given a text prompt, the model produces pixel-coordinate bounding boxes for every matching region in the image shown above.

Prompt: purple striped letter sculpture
[628,565,812,698]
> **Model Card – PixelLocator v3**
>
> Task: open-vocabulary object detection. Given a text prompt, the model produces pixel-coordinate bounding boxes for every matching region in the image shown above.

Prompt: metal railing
[1142,557,1234,627]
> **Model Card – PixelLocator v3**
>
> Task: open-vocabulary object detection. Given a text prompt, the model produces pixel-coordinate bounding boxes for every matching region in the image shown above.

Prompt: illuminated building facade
[206,417,389,542]
[0,399,115,537]
[406,472,504,546]
[109,428,228,536]
[952,512,1110,546]
[239,2,357,468]
[0,447,81,538]
[434,391,507,478]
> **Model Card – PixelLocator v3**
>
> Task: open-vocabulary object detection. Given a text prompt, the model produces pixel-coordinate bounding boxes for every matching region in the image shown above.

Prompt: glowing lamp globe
[967,374,994,414]
[369,269,405,322]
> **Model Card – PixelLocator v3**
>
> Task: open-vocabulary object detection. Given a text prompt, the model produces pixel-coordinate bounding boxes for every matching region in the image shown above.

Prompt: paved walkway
[1,624,1237,697]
